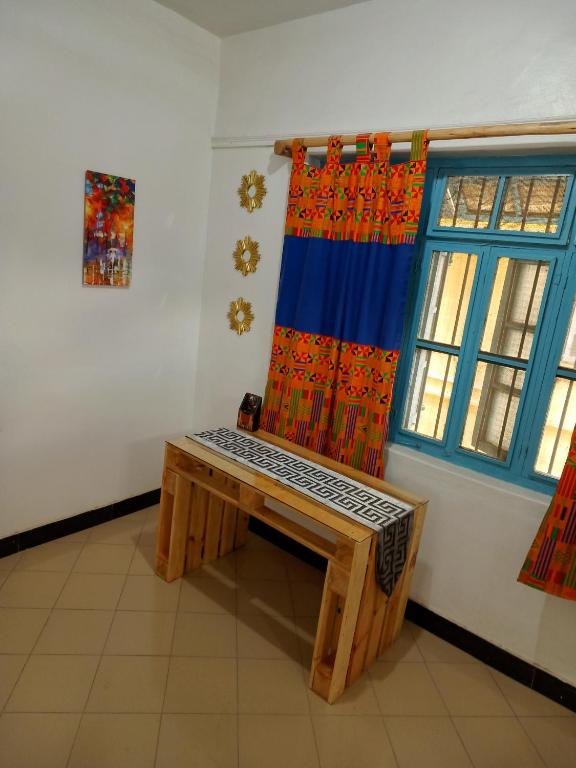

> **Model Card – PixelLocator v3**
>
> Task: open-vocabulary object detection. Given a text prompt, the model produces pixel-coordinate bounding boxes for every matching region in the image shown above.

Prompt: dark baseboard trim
[0,489,160,558]
[248,516,576,714]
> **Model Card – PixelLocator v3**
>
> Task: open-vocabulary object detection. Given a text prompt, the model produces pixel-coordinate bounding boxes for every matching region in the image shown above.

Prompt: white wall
[0,0,219,538]
[196,0,576,684]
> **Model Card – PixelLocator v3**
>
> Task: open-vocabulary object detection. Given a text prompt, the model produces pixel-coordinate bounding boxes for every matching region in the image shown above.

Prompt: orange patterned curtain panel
[518,424,576,600]
[261,133,429,477]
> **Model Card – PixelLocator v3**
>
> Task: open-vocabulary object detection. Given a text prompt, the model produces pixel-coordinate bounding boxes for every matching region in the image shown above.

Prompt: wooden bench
[155,430,427,703]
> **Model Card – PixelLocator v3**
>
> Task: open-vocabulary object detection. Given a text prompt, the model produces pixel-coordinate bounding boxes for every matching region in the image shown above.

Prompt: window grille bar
[517,261,544,359]
[450,252,473,347]
[473,178,488,228]
[547,378,574,475]
[545,177,562,233]
[433,355,453,439]
[452,178,464,228]
[496,367,520,460]
[519,178,535,231]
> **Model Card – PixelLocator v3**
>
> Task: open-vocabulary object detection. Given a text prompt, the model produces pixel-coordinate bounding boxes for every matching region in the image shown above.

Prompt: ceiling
[154,0,370,38]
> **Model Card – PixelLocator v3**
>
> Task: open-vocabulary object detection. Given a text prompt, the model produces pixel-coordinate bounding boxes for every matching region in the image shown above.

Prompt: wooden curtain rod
[273,120,576,157]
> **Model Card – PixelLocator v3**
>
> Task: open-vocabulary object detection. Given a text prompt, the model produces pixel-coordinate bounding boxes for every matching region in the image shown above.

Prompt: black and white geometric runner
[188,427,414,596]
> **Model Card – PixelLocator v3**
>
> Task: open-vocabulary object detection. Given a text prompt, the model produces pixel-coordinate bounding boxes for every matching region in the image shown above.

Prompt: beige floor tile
[58,529,90,543]
[129,546,156,575]
[35,609,113,654]
[0,607,49,653]
[0,552,23,571]
[237,613,301,660]
[427,663,514,716]
[15,541,82,572]
[201,552,237,579]
[370,662,448,716]
[179,572,237,614]
[164,657,237,713]
[380,622,424,663]
[139,521,159,548]
[0,571,67,608]
[68,713,159,768]
[56,573,125,609]
[238,658,309,713]
[87,517,143,545]
[313,715,397,768]
[104,610,176,655]
[242,533,282,552]
[73,543,135,574]
[308,676,380,715]
[239,714,319,768]
[283,553,325,583]
[412,627,480,664]
[519,717,576,768]
[454,717,545,768]
[0,713,81,768]
[293,615,318,668]
[385,716,473,768]
[237,549,288,580]
[0,572,6,588]
[86,655,169,713]
[237,579,293,616]
[0,656,27,708]
[156,714,238,768]
[118,574,180,611]
[6,654,99,712]
[491,670,574,717]
[172,612,237,657]
[290,581,323,617]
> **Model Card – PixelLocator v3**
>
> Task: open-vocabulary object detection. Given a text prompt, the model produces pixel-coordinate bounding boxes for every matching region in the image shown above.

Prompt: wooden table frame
[155,431,427,703]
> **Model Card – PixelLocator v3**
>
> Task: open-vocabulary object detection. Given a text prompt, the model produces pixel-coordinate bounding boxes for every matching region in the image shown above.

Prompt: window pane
[481,258,548,361]
[402,348,458,441]
[535,377,576,478]
[417,251,477,347]
[560,298,576,370]
[438,176,498,229]
[496,175,567,234]
[461,362,525,461]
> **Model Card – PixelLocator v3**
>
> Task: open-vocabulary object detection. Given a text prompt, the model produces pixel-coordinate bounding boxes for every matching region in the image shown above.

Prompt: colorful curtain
[518,424,576,600]
[262,132,429,477]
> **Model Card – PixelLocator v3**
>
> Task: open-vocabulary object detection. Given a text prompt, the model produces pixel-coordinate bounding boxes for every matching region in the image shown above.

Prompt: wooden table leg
[310,535,371,703]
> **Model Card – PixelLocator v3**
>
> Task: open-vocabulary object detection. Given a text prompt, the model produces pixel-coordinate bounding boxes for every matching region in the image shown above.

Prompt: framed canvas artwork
[83,170,135,287]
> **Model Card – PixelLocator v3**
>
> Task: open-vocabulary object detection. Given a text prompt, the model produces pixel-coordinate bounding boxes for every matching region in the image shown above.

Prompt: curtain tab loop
[292,139,306,169]
[410,130,430,161]
[374,133,391,164]
[355,133,372,163]
[326,136,343,169]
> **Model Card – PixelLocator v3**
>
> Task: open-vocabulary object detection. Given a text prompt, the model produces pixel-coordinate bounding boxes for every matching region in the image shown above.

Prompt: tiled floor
[0,506,574,768]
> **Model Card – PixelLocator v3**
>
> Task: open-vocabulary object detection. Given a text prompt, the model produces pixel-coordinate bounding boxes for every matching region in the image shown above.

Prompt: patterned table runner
[187,427,414,596]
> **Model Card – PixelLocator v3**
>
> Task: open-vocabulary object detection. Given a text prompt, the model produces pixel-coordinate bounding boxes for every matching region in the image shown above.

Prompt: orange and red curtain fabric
[518,424,576,600]
[261,132,429,477]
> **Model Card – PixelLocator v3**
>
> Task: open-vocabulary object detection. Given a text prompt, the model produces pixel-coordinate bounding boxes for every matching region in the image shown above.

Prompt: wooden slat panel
[327,536,371,703]
[164,474,192,582]
[204,494,224,562]
[187,485,209,571]
[220,478,238,558]
[347,536,379,685]
[235,511,249,548]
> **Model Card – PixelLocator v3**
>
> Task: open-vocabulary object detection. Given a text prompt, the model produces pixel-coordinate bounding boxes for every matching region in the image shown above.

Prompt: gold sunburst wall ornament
[238,170,267,213]
[227,297,254,336]
[233,236,261,276]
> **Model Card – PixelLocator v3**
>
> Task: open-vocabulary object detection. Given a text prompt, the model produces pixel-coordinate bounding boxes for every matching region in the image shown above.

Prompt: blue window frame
[390,155,576,493]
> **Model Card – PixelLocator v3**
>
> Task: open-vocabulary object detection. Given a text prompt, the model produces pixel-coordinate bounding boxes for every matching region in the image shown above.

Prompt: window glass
[481,258,548,361]
[535,377,576,478]
[496,175,567,234]
[402,349,457,441]
[559,299,576,370]
[461,362,525,462]
[438,176,498,229]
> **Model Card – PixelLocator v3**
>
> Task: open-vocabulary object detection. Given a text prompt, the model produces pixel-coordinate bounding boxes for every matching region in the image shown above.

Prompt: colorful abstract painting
[83,170,135,287]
